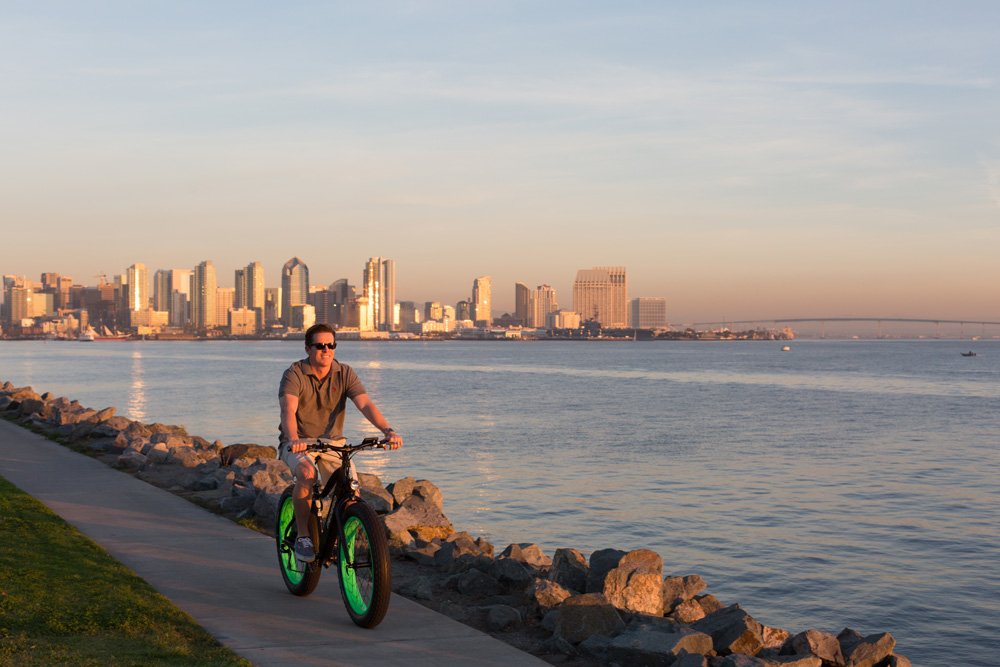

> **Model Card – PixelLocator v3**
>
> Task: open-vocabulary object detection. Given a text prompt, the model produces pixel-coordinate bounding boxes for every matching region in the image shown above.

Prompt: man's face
[306,332,336,369]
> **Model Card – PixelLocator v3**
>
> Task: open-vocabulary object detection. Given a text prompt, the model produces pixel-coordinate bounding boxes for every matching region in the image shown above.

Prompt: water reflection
[127,349,146,421]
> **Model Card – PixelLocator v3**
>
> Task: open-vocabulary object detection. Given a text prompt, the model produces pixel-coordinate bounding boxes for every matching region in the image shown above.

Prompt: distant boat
[78,331,95,342]
[961,351,976,357]
[781,345,791,352]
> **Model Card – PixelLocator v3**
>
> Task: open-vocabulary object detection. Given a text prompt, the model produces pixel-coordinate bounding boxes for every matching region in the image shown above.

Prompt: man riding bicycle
[279,323,403,563]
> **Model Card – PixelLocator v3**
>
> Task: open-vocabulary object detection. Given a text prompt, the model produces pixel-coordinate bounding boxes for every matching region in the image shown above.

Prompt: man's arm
[280,393,308,452]
[352,393,403,449]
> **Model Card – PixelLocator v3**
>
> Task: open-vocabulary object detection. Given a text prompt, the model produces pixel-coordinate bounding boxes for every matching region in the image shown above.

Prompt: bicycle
[275,436,392,628]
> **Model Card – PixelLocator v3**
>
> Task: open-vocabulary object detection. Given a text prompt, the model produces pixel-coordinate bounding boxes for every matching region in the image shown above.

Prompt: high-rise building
[281,257,309,328]
[572,266,627,327]
[424,301,443,321]
[155,269,191,327]
[2,276,31,325]
[515,282,533,326]
[125,263,148,325]
[534,284,558,328]
[630,297,668,329]
[235,261,265,311]
[153,270,172,312]
[456,300,471,321]
[191,260,217,330]
[216,287,235,328]
[264,287,281,326]
[472,276,492,326]
[362,257,397,332]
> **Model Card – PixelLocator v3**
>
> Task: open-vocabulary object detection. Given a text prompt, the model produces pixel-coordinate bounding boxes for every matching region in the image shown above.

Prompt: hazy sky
[2,1,998,322]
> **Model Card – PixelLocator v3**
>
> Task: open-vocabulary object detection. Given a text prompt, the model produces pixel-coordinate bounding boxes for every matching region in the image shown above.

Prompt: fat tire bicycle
[275,436,392,628]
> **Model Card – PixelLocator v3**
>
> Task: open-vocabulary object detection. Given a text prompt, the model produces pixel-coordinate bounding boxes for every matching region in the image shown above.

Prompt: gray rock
[603,548,665,616]
[169,446,205,469]
[606,624,714,667]
[786,630,844,666]
[675,650,708,667]
[587,548,627,592]
[456,568,504,597]
[691,604,765,657]
[115,450,147,471]
[696,594,725,615]
[491,557,533,589]
[146,443,170,464]
[398,575,436,600]
[252,490,282,526]
[151,433,192,448]
[670,598,707,623]
[541,608,559,632]
[541,634,579,657]
[403,541,441,566]
[219,443,277,465]
[885,655,911,667]
[92,406,116,422]
[485,604,521,631]
[534,578,573,612]
[663,574,709,610]
[387,476,417,507]
[554,593,626,644]
[549,547,589,593]
[843,633,894,667]
[383,495,454,546]
[411,479,444,511]
[499,542,552,569]
[434,531,490,567]
[578,633,613,660]
[357,472,394,513]
[711,655,768,667]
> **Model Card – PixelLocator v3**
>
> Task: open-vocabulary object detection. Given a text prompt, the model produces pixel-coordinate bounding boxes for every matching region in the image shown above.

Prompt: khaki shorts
[278,441,357,487]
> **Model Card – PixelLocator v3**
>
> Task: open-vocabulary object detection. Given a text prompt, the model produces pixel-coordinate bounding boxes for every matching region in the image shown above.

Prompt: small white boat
[78,329,96,342]
[781,345,791,352]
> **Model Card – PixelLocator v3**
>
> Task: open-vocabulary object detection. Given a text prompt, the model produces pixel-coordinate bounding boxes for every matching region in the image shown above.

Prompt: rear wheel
[276,485,321,596]
[337,501,391,627]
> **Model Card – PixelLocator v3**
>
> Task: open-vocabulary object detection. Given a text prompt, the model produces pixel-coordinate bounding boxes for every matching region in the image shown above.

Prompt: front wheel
[337,501,391,627]
[276,485,321,596]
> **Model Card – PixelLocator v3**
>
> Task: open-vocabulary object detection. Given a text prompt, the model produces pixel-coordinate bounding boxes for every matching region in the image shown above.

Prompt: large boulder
[671,599,707,623]
[499,542,552,569]
[490,557,533,589]
[663,574,709,610]
[357,472,393,513]
[382,494,454,547]
[841,632,895,667]
[691,604,765,657]
[434,531,492,566]
[587,548,627,592]
[455,568,504,598]
[533,578,573,612]
[784,629,845,666]
[602,549,665,616]
[554,593,626,645]
[605,624,714,666]
[219,443,277,465]
[252,489,282,527]
[485,604,522,631]
[387,476,417,506]
[549,548,589,593]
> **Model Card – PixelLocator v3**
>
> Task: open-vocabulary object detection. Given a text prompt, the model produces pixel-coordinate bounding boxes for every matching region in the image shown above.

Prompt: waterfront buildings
[630,297,668,329]
[264,287,281,326]
[281,257,309,328]
[235,261,265,327]
[534,284,558,328]
[572,266,628,327]
[515,282,532,326]
[472,276,492,327]
[215,287,235,328]
[125,263,148,326]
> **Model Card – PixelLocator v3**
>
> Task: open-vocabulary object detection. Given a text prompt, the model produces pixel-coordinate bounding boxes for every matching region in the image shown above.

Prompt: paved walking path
[0,419,547,666]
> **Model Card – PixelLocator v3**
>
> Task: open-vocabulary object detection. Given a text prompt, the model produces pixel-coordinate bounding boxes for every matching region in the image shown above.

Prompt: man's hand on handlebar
[383,430,403,450]
[287,439,312,453]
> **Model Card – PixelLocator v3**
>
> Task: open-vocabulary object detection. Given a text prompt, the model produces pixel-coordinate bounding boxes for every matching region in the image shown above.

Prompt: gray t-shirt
[278,359,366,441]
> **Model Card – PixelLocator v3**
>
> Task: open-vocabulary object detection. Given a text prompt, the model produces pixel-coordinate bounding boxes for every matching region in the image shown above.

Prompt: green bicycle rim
[339,515,371,613]
[279,497,306,585]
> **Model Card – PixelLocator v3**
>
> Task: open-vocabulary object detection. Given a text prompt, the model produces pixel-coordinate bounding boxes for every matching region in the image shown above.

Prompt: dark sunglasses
[310,342,337,350]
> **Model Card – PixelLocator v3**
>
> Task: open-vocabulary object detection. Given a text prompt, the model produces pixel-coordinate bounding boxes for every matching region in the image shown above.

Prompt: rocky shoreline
[1,380,912,667]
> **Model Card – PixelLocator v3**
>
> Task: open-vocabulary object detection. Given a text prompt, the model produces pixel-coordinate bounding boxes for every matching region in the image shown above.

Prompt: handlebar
[304,436,389,454]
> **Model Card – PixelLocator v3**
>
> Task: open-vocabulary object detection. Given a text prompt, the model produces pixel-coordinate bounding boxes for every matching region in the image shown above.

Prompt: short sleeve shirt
[278,359,367,441]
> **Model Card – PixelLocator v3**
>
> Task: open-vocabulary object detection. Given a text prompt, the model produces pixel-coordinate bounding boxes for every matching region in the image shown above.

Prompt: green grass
[0,475,252,667]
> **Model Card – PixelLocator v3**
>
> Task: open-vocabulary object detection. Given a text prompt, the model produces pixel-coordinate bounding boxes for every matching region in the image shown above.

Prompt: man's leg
[293,458,316,537]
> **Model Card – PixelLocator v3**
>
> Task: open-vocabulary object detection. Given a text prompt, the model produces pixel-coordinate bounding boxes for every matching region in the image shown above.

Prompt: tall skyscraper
[572,266,627,327]
[191,260,217,330]
[281,257,309,328]
[125,263,148,324]
[362,257,397,332]
[153,270,172,312]
[534,284,558,328]
[235,261,265,311]
[515,282,533,326]
[264,287,281,326]
[216,287,235,328]
[472,276,492,326]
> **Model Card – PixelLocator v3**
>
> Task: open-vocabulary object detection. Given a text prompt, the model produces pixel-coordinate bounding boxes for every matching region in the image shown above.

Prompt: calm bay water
[2,339,998,665]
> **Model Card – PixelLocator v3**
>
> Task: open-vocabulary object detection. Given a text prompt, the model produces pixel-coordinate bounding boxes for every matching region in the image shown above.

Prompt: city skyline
[2,4,998,321]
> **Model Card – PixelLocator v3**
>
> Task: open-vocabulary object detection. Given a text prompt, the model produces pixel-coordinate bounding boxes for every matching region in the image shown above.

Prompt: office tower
[235,261,265,311]
[191,260,218,330]
[356,296,372,331]
[472,276,492,326]
[281,257,309,327]
[125,263,149,325]
[456,300,471,321]
[515,282,533,326]
[362,257,397,332]
[397,301,420,329]
[424,301,443,322]
[216,287,235,327]
[153,270,172,312]
[229,308,257,335]
[630,297,668,329]
[572,266,627,327]
[327,279,355,326]
[534,284,558,328]
[309,285,335,325]
[442,305,455,321]
[3,276,31,325]
[264,287,281,326]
